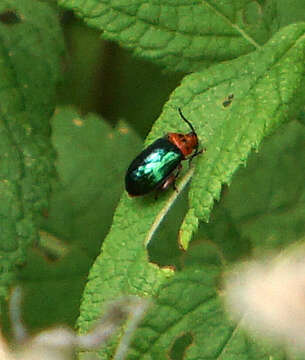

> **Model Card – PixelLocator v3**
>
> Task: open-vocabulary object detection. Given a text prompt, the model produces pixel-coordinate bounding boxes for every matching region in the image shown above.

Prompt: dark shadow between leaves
[147,188,188,269]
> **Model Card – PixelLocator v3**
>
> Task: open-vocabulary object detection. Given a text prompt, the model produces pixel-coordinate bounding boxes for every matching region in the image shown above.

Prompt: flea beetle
[125,108,203,196]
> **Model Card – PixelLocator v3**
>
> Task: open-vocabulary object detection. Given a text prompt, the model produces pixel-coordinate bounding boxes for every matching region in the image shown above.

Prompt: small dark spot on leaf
[0,10,21,25]
[222,94,234,107]
[169,332,193,360]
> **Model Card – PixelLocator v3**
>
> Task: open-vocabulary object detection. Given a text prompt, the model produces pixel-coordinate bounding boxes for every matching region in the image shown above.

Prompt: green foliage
[1,0,305,359]
[77,119,305,360]
[58,0,279,72]
[128,265,286,360]
[19,108,142,330]
[221,121,305,253]
[175,22,305,241]
[0,0,63,302]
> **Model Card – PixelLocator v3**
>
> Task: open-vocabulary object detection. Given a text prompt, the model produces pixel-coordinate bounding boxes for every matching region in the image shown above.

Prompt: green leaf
[43,108,143,254]
[78,23,305,357]
[277,0,305,27]
[18,108,142,330]
[57,0,277,72]
[178,208,198,251]
[152,22,305,244]
[128,265,286,360]
[298,106,305,126]
[17,108,142,329]
[77,168,194,357]
[192,119,305,267]
[222,120,305,253]
[0,0,63,300]
[77,177,189,332]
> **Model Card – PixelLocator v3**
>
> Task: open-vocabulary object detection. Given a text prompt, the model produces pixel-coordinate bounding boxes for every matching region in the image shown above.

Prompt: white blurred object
[225,252,305,351]
[0,333,14,360]
[5,289,148,360]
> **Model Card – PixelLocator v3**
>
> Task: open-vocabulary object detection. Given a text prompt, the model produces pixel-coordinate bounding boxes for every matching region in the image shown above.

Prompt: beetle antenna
[178,108,196,134]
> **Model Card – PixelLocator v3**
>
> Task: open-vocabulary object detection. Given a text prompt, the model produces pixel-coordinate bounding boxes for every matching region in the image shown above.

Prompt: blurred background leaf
[0,0,63,306]
[17,108,142,331]
[57,14,182,137]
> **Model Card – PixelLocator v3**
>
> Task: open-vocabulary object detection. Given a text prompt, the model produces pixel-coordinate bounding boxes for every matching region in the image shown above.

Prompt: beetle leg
[172,181,178,192]
[172,163,182,191]
[155,164,182,199]
[155,178,173,199]
[159,173,177,193]
[188,147,205,168]
[170,164,182,193]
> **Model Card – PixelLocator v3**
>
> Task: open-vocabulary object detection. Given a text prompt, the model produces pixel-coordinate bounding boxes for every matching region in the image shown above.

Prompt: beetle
[125,108,203,197]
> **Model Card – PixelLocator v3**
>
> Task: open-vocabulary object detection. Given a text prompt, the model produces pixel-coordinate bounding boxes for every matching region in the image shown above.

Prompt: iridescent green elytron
[125,138,182,196]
